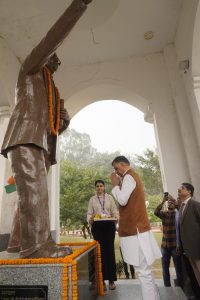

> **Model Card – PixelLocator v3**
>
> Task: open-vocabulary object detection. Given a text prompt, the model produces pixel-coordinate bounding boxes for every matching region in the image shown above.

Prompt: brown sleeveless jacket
[118,169,151,237]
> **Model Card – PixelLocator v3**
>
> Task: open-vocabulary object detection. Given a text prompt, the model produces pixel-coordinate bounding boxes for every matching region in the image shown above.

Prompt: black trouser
[91,221,117,282]
[183,254,200,300]
[161,247,183,287]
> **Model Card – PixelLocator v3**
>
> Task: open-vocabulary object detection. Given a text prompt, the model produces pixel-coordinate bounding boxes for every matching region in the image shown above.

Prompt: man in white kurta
[110,156,161,300]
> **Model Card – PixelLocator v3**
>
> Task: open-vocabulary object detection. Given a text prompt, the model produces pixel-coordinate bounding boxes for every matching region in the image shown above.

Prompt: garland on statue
[44,66,60,135]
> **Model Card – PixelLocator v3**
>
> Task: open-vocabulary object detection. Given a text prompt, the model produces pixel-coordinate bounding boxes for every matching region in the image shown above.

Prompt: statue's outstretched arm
[22,0,92,74]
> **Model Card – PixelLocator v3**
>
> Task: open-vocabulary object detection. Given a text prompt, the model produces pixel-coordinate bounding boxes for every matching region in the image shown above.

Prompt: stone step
[79,279,187,300]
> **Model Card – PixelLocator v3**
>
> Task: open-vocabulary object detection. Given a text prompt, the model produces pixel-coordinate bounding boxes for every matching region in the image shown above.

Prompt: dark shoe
[125,274,130,279]
[109,281,116,290]
[131,273,135,279]
[22,245,72,258]
[89,281,96,290]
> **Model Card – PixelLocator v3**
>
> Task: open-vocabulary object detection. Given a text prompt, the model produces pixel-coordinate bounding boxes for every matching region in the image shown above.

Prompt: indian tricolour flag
[4,176,16,194]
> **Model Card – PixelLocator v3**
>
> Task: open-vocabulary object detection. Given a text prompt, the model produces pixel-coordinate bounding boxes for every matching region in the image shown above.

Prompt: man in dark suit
[178,182,200,299]
[1,0,93,258]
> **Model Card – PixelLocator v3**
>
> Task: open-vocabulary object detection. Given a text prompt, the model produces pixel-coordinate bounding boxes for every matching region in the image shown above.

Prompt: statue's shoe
[7,245,20,253]
[22,245,73,258]
[7,240,72,255]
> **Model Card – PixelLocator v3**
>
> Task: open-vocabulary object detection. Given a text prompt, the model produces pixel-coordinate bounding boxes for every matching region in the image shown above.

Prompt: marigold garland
[62,263,68,300]
[96,242,105,296]
[71,261,78,300]
[44,66,60,135]
[0,241,103,300]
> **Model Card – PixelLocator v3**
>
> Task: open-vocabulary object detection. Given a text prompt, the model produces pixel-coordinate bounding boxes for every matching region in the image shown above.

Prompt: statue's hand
[60,108,70,122]
[82,0,93,5]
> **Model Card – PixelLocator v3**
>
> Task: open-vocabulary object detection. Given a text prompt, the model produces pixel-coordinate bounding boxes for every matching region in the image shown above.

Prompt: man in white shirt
[110,156,161,300]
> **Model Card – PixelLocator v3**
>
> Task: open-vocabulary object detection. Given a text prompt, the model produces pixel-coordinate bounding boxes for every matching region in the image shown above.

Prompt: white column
[0,111,17,235]
[192,77,200,112]
[163,45,200,198]
[145,100,189,196]
[47,139,61,243]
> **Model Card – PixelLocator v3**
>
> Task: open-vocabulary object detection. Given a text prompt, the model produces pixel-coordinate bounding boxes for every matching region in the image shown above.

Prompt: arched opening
[59,99,163,279]
[68,99,156,155]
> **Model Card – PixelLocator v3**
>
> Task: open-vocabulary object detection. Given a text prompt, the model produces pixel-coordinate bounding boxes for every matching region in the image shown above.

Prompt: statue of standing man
[1,0,93,258]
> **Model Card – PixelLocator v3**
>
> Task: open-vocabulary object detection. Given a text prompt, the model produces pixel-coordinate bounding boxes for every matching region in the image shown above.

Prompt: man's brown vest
[118,169,151,237]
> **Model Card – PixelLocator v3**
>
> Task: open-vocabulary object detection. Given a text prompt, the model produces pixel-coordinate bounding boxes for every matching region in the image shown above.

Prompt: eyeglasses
[57,59,61,66]
[49,56,61,65]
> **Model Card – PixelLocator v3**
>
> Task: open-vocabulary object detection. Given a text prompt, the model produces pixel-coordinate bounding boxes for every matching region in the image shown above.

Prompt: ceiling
[0,0,183,67]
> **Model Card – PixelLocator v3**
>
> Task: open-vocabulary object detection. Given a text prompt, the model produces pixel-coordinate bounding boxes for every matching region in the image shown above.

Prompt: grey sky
[69,100,156,156]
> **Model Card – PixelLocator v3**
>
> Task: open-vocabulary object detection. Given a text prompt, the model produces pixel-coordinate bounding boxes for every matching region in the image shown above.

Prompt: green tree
[146,195,161,223]
[60,159,111,238]
[60,128,97,166]
[133,149,163,222]
[133,148,163,196]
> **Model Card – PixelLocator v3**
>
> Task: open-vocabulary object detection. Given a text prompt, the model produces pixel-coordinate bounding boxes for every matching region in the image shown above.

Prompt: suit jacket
[180,198,200,259]
[1,0,87,164]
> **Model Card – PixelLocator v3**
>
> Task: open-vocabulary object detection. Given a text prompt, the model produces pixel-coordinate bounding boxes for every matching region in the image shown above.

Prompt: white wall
[0,38,20,107]
[0,115,17,234]
[174,0,200,198]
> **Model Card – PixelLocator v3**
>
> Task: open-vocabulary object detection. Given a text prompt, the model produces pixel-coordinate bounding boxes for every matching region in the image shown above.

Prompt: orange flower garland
[96,242,105,296]
[71,261,78,300]
[62,263,68,300]
[0,241,103,300]
[44,66,60,135]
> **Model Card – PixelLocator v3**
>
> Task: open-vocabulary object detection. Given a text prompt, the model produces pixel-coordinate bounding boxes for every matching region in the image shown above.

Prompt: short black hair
[182,182,194,196]
[112,156,130,166]
[95,180,105,187]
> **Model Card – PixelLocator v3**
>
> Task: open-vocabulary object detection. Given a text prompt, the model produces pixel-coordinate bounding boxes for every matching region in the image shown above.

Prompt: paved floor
[79,279,187,300]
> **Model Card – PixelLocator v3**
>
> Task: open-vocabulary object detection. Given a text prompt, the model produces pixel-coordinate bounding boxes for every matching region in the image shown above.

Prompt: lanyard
[97,195,105,213]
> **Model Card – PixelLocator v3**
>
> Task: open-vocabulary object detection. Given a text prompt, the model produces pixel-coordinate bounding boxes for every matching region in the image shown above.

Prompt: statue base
[0,241,103,300]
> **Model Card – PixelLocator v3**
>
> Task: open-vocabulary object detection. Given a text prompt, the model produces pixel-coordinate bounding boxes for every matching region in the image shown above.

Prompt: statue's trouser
[7,144,53,257]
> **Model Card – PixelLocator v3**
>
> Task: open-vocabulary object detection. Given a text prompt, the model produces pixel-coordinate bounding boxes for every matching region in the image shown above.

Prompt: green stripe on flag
[5,184,16,194]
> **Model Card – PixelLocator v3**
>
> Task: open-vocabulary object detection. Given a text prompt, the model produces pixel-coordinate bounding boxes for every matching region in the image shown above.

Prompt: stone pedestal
[0,241,103,300]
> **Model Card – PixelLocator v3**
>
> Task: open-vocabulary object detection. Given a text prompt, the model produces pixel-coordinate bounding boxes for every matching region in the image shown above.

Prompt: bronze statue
[1,0,93,258]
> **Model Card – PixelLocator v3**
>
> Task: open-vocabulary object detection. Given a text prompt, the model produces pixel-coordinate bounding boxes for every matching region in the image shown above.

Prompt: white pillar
[48,139,61,243]
[192,76,200,147]
[145,100,189,196]
[0,111,17,248]
[163,45,200,198]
